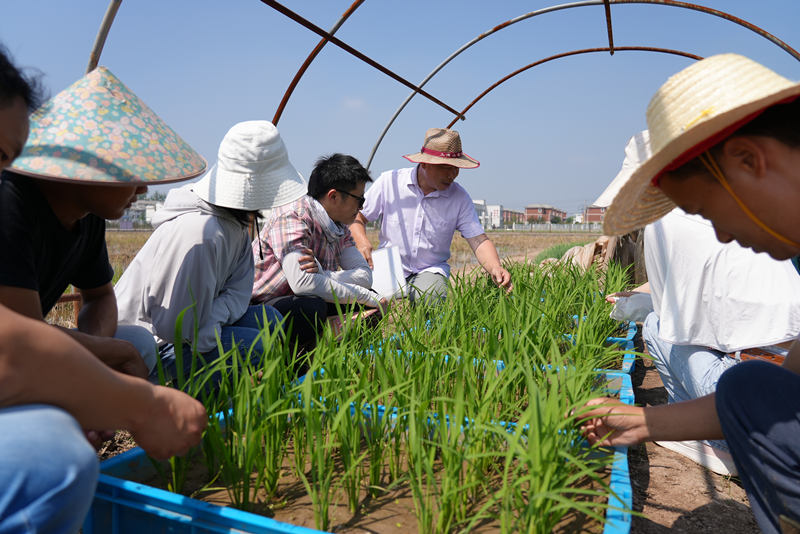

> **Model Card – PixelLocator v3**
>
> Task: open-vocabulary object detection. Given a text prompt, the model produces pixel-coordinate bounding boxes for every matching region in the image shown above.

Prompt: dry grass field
[46,229,597,328]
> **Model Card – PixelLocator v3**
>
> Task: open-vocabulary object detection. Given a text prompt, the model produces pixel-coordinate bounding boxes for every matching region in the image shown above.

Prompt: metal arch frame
[445,46,703,129]
[365,0,800,168]
[271,0,366,126]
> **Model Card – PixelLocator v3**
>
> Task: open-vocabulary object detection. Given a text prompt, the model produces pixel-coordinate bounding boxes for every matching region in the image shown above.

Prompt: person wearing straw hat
[349,127,512,306]
[581,54,800,533]
[251,153,386,353]
[116,120,300,385]
[601,130,800,477]
[0,66,206,384]
[0,51,206,534]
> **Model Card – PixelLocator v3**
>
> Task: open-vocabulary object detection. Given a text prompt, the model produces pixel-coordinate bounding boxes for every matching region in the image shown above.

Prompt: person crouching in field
[0,62,206,384]
[349,127,512,306]
[116,121,297,385]
[581,54,800,534]
[251,153,387,354]
[0,48,206,534]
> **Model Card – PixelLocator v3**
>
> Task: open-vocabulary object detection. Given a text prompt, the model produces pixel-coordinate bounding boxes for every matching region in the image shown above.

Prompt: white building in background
[486,204,503,229]
[574,213,584,223]
[473,199,489,228]
[123,199,164,226]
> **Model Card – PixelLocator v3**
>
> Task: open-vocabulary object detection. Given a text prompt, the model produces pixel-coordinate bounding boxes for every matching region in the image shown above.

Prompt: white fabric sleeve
[359,171,385,222]
[456,190,485,239]
[282,251,380,306]
[325,246,372,288]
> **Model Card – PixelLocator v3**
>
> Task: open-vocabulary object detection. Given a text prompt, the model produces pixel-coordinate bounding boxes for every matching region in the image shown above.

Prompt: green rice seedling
[495,370,613,533]
[405,388,437,534]
[291,356,338,531]
[150,304,224,496]
[202,344,266,511]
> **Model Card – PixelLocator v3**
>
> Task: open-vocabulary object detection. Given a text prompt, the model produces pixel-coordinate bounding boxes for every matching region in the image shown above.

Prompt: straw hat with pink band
[602,53,800,247]
[403,127,480,169]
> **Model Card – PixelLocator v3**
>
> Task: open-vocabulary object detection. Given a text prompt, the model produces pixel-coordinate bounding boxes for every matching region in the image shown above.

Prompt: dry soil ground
[68,230,762,532]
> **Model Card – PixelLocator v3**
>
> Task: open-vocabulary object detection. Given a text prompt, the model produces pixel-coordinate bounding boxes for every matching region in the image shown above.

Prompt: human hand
[605,291,640,304]
[131,386,207,460]
[490,266,512,292]
[578,397,648,447]
[376,297,390,316]
[298,247,318,273]
[90,337,149,379]
[358,243,374,269]
[85,429,116,449]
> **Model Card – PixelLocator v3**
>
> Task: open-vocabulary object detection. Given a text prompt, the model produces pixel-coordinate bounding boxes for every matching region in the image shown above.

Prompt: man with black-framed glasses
[251,153,386,352]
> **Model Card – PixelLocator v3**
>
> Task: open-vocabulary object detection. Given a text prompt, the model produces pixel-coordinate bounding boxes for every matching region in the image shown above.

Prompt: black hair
[667,97,800,181]
[0,46,45,112]
[307,153,372,200]
[219,206,261,227]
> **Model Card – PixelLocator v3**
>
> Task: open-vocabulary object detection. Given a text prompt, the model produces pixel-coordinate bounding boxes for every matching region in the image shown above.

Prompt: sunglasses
[335,188,366,209]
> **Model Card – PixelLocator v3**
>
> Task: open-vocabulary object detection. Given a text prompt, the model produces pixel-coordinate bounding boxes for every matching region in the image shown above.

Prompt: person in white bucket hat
[580,54,800,534]
[116,120,307,387]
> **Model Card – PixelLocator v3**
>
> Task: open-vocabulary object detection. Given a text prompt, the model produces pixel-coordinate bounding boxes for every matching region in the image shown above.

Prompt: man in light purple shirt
[350,128,512,305]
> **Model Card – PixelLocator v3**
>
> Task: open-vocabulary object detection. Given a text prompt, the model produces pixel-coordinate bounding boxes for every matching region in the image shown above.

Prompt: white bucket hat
[603,53,800,236]
[192,120,306,211]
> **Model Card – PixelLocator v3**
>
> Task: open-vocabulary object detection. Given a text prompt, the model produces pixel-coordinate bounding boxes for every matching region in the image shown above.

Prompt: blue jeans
[643,311,737,450]
[716,361,800,534]
[114,324,159,373]
[152,304,283,388]
[0,404,98,533]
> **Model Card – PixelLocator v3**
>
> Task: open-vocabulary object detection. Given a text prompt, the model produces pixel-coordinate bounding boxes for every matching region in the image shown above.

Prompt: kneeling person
[252,153,385,351]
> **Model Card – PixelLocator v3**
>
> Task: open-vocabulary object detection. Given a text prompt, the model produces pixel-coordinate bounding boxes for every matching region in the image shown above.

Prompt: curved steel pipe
[261,0,464,120]
[272,0,365,126]
[446,46,703,129]
[86,0,123,73]
[366,0,600,169]
[366,0,800,169]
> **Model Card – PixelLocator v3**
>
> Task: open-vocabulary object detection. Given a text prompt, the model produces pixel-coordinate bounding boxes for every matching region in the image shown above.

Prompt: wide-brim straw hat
[603,53,800,236]
[403,127,479,168]
[191,120,306,211]
[11,67,206,184]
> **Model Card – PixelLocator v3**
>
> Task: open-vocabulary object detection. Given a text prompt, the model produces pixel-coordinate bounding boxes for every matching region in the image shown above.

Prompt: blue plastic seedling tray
[85,370,634,534]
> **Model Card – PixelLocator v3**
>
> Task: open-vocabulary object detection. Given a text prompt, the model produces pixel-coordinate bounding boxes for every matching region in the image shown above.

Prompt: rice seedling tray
[83,371,634,534]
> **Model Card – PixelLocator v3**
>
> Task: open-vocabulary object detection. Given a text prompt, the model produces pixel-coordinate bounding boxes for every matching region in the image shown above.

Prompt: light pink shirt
[360,166,484,277]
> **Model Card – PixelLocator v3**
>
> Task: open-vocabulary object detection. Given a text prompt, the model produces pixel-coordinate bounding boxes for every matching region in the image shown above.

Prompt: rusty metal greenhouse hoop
[86,0,123,73]
[260,0,464,120]
[445,46,703,129]
[272,0,366,126]
[366,0,800,169]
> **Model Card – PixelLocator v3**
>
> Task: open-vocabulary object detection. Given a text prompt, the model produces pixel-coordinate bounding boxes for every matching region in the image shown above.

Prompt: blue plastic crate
[86,371,634,534]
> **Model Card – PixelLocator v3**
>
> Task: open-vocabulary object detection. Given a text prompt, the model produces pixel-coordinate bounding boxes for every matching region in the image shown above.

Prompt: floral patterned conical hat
[10,66,206,184]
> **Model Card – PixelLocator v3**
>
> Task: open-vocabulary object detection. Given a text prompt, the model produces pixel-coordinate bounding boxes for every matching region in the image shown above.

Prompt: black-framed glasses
[335,188,366,209]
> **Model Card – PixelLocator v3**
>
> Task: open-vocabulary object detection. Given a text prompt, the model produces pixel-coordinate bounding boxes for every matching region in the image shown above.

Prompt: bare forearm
[349,216,371,249]
[474,238,502,272]
[643,394,723,442]
[0,311,153,430]
[78,295,118,337]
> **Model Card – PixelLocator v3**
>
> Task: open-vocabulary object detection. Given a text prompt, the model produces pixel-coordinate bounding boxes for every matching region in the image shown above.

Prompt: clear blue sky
[4,1,800,215]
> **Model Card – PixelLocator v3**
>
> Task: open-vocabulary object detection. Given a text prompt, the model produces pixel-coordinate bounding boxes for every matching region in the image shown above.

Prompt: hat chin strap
[700,151,800,249]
